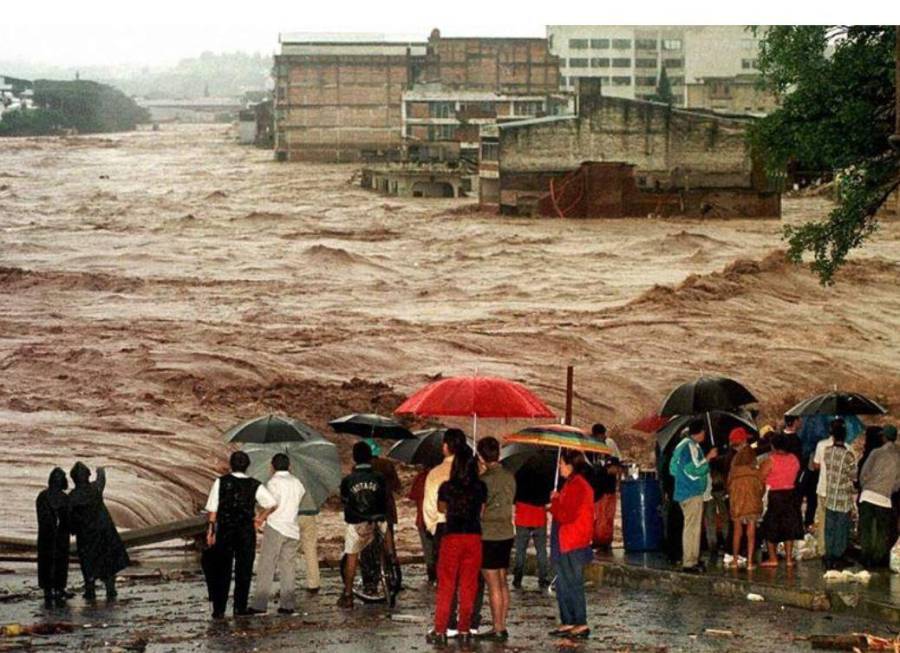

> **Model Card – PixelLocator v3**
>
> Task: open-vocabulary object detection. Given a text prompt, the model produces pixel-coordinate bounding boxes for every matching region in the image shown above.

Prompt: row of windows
[742,59,759,70]
[567,57,684,70]
[561,75,685,87]
[566,37,682,51]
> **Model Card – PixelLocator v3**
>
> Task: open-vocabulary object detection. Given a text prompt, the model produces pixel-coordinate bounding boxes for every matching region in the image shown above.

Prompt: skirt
[762,489,804,544]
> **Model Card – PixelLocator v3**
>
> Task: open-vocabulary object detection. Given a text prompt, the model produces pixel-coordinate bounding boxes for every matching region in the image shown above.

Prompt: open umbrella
[329,413,415,440]
[387,429,449,469]
[223,415,324,444]
[395,375,555,439]
[500,442,556,505]
[659,376,757,447]
[785,392,887,417]
[243,440,341,513]
[631,413,670,434]
[655,411,759,451]
[504,424,614,456]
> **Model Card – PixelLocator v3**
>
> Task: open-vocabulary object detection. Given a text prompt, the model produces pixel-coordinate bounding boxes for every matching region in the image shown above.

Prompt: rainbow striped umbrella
[503,424,614,456]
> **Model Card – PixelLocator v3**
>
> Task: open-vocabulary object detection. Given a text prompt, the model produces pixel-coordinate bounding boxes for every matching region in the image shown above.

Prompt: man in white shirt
[811,423,838,555]
[250,453,305,614]
[204,451,277,618]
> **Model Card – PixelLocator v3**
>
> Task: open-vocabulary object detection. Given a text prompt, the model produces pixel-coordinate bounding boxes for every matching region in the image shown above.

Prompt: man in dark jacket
[337,441,387,608]
[69,462,130,601]
[36,467,71,607]
[204,451,277,618]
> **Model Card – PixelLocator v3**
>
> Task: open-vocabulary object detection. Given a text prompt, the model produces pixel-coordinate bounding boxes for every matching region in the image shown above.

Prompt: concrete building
[547,26,766,109]
[479,78,780,218]
[137,98,243,123]
[685,74,778,115]
[274,33,427,162]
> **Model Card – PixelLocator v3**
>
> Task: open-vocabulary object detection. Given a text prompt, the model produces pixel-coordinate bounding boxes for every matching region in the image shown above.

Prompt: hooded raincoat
[69,462,130,581]
[36,467,71,591]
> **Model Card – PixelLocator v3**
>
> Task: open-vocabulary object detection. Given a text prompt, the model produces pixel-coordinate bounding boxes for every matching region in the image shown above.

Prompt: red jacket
[550,474,594,553]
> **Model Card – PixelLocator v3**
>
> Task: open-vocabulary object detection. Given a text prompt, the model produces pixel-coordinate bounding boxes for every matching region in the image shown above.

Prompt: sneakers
[336,593,354,609]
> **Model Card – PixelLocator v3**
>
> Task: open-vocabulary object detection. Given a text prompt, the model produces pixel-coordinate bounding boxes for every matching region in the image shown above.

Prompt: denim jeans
[513,525,549,584]
[825,509,850,564]
[556,547,592,626]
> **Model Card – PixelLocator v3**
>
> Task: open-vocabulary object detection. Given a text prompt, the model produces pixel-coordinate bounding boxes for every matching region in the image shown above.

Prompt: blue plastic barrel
[620,473,664,552]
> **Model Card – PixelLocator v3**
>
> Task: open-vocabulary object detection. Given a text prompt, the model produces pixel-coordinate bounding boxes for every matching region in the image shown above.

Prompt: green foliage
[750,26,898,284]
[654,67,674,105]
[1,79,149,136]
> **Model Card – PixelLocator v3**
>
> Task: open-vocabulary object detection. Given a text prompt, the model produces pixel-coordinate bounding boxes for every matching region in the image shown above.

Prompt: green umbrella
[242,440,341,512]
[224,414,325,444]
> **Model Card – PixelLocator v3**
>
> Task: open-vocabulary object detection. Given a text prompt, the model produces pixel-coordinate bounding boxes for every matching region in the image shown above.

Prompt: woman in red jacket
[549,449,595,640]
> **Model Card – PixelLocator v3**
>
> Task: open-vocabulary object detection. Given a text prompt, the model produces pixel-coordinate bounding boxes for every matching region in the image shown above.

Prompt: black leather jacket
[340,464,387,524]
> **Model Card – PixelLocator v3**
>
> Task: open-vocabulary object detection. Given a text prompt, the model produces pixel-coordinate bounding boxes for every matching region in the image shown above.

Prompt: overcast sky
[2,0,897,68]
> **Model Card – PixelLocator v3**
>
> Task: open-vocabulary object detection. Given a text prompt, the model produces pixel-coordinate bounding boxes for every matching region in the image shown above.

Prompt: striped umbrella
[503,424,614,456]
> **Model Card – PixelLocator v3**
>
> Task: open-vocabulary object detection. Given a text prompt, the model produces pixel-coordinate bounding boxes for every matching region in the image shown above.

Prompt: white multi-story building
[547,26,764,107]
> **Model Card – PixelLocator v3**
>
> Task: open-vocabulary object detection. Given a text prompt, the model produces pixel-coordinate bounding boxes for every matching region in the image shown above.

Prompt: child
[726,428,764,569]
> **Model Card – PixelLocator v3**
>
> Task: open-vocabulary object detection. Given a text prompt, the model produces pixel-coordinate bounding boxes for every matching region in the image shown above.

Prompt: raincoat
[69,462,129,581]
[36,467,71,591]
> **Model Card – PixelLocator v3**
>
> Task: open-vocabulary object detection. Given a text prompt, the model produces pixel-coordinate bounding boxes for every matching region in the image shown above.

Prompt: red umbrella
[631,413,670,433]
[395,375,555,439]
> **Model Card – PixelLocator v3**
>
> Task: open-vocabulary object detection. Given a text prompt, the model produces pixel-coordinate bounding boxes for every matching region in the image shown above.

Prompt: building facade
[685,74,778,115]
[547,26,766,110]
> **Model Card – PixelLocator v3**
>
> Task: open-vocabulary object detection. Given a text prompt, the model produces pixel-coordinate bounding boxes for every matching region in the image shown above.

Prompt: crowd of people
[667,416,900,573]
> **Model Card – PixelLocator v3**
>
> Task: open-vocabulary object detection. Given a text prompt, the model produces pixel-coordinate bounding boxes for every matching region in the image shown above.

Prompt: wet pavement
[1,556,897,652]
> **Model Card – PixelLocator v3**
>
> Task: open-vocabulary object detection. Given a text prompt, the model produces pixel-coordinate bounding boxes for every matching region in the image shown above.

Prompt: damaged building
[478,78,781,218]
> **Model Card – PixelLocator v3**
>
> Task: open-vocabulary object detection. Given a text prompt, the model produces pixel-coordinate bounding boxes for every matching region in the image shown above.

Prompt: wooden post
[564,365,574,426]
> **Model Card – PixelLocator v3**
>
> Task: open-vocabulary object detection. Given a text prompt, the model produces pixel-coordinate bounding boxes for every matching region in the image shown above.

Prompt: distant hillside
[0,79,149,136]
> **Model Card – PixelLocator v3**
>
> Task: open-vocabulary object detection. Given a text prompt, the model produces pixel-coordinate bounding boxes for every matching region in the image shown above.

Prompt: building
[274,29,566,165]
[478,78,780,218]
[547,26,767,110]
[137,97,243,123]
[685,74,778,115]
[273,33,427,162]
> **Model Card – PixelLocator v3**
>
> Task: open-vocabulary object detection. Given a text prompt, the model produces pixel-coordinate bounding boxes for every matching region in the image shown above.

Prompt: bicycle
[353,519,400,608]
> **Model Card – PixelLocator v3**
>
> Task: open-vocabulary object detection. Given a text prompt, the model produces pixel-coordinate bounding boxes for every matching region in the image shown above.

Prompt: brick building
[479,78,781,217]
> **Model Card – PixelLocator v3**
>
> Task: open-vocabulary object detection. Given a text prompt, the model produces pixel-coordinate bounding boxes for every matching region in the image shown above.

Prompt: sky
[2,0,899,68]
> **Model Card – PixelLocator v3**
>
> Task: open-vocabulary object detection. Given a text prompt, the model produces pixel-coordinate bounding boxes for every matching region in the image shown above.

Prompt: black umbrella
[500,443,556,505]
[223,414,325,444]
[387,429,448,468]
[329,413,415,440]
[659,376,757,448]
[656,410,759,451]
[785,392,887,417]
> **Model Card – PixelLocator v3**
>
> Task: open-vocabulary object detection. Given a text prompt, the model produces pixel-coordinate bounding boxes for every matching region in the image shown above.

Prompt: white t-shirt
[204,472,277,513]
[264,471,305,540]
[813,437,834,497]
[602,437,622,460]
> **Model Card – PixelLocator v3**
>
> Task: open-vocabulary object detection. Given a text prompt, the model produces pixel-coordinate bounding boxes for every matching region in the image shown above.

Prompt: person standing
[476,437,515,642]
[858,425,900,568]
[759,434,804,567]
[590,423,621,460]
[250,453,305,614]
[68,462,130,601]
[548,449,595,641]
[36,468,71,608]
[297,506,321,595]
[725,428,764,569]
[409,463,437,584]
[669,420,717,573]
[204,451,277,618]
[427,445,487,648]
[336,442,388,609]
[366,440,402,590]
[821,422,857,570]
[511,463,551,590]
[810,420,840,554]
[590,424,620,551]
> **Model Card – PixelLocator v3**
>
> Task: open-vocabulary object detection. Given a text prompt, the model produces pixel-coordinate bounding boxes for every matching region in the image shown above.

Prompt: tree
[654,67,674,105]
[750,26,899,284]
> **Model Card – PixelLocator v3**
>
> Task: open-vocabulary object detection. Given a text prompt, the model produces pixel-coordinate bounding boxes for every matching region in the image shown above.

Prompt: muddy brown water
[1,125,898,550]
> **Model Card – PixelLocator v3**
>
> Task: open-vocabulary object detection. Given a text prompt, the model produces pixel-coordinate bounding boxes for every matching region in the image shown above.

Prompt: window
[662,39,683,51]
[742,59,758,70]
[569,38,589,49]
[514,100,543,116]
[590,57,610,68]
[591,38,610,49]
[669,76,684,86]
[635,58,657,68]
[612,58,631,68]
[560,76,568,87]
[636,76,656,86]
[635,38,657,50]
[481,141,499,161]
[405,125,413,137]
[612,38,631,49]
[568,58,589,68]
[429,102,454,118]
[611,76,632,86]
[663,58,683,69]
[428,124,456,141]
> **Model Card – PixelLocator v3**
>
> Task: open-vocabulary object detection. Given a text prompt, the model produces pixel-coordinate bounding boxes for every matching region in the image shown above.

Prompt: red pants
[593,493,616,547]
[434,534,482,633]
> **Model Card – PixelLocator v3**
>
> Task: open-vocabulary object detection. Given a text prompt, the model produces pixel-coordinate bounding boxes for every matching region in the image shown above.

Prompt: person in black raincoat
[69,462,130,600]
[36,467,71,607]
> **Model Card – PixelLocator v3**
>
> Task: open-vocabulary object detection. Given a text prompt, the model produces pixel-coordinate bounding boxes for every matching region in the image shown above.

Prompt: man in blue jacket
[669,419,718,573]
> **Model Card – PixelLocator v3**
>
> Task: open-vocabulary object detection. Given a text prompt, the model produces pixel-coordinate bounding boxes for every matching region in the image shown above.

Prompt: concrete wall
[685,77,779,115]
[497,96,754,189]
